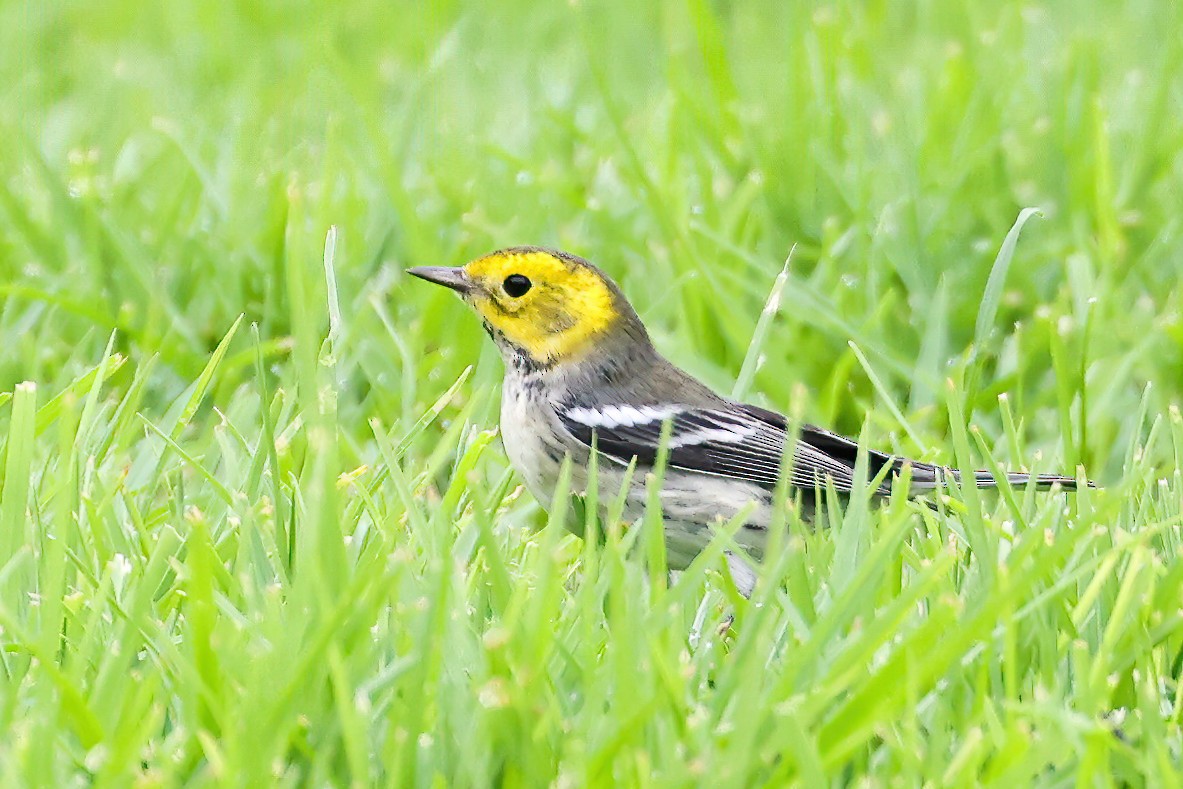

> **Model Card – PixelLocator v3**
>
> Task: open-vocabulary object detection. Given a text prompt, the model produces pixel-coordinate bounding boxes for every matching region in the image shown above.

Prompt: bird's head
[408,247,646,368]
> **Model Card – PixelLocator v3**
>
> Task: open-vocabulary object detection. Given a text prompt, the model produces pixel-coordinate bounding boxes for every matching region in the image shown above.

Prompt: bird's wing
[557,401,902,494]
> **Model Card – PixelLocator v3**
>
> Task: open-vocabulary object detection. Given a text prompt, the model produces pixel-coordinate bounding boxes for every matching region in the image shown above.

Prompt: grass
[1,0,1182,784]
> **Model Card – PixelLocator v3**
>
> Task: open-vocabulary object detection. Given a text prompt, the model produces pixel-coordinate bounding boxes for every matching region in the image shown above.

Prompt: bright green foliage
[0,0,1181,785]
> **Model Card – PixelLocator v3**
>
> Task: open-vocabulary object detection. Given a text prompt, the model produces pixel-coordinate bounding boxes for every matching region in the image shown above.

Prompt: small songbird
[408,247,1085,593]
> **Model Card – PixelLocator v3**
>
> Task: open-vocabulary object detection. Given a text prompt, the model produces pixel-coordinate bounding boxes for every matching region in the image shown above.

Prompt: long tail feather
[952,469,1092,490]
[903,464,1094,491]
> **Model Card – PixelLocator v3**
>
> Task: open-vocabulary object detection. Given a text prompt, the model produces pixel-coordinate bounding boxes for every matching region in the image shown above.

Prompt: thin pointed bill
[406,266,472,293]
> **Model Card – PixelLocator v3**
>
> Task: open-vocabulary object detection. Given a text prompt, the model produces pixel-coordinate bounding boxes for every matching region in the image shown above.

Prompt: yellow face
[409,248,624,366]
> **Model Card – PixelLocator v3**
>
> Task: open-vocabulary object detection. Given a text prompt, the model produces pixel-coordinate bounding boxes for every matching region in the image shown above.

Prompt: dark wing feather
[559,402,901,495]
[559,406,779,486]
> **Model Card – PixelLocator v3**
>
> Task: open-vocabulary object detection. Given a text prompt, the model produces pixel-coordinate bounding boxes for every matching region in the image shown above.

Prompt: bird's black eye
[503,274,532,297]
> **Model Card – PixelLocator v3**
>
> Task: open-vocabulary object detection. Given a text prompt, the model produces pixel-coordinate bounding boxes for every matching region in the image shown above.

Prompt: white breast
[499,375,773,573]
[500,378,571,507]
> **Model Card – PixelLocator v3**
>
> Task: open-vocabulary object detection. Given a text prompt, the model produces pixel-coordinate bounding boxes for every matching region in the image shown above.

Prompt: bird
[408,246,1086,594]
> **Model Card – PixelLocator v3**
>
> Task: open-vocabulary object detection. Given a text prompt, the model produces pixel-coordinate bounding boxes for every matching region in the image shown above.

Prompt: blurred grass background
[0,0,1181,784]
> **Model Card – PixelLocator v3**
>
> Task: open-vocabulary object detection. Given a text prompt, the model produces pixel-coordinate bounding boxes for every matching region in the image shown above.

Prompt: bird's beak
[406,266,472,293]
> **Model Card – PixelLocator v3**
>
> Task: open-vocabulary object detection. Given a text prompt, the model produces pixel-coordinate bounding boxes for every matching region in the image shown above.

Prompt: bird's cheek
[468,295,503,324]
[467,299,531,347]
[532,300,578,334]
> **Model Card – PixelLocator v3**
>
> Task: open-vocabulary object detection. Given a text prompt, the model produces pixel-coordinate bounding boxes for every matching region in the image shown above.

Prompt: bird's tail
[897,457,1093,491]
[937,469,1092,490]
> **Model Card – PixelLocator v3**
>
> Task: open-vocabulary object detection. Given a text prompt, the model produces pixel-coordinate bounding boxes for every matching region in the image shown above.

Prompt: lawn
[1,0,1181,784]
